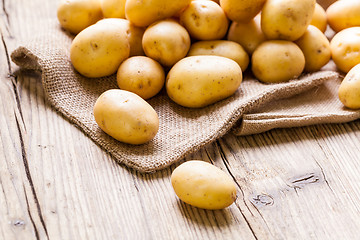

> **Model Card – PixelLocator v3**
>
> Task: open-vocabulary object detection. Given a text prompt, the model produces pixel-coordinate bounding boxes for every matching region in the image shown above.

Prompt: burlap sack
[10,21,359,173]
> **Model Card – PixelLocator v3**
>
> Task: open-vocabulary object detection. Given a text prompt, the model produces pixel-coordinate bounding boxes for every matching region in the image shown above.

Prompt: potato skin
[70,19,130,78]
[261,0,316,41]
[338,64,360,110]
[57,0,103,34]
[166,56,242,108]
[252,40,305,83]
[327,0,360,33]
[93,89,159,145]
[310,3,327,33]
[117,56,165,99]
[171,160,237,210]
[220,0,265,23]
[100,0,126,18]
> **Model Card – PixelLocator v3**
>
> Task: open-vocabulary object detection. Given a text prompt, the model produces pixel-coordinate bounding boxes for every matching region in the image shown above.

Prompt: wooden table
[1,0,360,239]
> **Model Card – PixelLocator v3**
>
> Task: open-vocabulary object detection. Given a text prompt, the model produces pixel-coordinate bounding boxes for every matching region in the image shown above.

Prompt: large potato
[338,64,360,110]
[171,160,237,210]
[187,40,249,72]
[327,0,360,33]
[310,3,327,33]
[93,89,159,145]
[252,40,305,83]
[166,55,242,108]
[330,27,360,73]
[125,0,191,27]
[142,19,191,67]
[179,0,228,41]
[100,0,126,18]
[57,0,103,34]
[295,25,331,72]
[261,0,316,41]
[219,0,265,23]
[117,56,165,99]
[70,19,130,78]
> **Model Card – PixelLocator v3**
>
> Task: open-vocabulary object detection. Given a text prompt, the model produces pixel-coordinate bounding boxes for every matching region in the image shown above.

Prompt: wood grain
[1,0,360,239]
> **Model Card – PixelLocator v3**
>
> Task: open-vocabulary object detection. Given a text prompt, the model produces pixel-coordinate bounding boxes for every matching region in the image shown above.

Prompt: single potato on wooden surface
[326,0,360,33]
[57,0,103,34]
[93,89,159,145]
[171,160,237,210]
[252,40,305,83]
[338,64,360,110]
[219,0,265,23]
[100,0,126,18]
[166,56,242,108]
[117,56,165,100]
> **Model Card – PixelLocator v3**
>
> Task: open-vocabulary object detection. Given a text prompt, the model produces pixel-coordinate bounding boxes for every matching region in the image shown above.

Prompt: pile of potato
[57,0,360,146]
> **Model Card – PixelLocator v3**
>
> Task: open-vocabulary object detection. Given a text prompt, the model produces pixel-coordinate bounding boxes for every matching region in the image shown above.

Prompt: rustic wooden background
[1,0,360,239]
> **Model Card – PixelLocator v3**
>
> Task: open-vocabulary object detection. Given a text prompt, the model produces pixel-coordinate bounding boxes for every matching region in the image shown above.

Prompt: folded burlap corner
[10,22,359,173]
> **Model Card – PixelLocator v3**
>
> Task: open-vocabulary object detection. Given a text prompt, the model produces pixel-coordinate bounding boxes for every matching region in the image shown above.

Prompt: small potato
[252,40,305,83]
[227,14,266,55]
[117,56,165,99]
[295,25,331,72]
[219,0,265,23]
[100,0,126,18]
[261,0,316,41]
[330,27,360,73]
[187,40,249,72]
[338,64,360,109]
[171,160,237,210]
[310,3,327,33]
[70,19,130,78]
[166,55,242,108]
[93,89,159,144]
[142,19,191,67]
[180,0,229,41]
[57,0,103,34]
[125,0,191,27]
[327,0,360,33]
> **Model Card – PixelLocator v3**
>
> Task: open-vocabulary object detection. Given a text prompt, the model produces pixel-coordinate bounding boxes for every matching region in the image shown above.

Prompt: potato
[338,64,360,109]
[142,19,191,67]
[327,0,360,33]
[261,0,316,41]
[179,0,229,41]
[70,19,130,78]
[100,0,126,18]
[93,89,159,144]
[219,0,265,23]
[252,40,305,83]
[187,40,249,72]
[227,14,266,55]
[57,0,103,34]
[295,25,331,72]
[125,0,191,27]
[171,160,237,210]
[117,56,165,99]
[330,27,360,73]
[310,3,327,33]
[166,55,242,108]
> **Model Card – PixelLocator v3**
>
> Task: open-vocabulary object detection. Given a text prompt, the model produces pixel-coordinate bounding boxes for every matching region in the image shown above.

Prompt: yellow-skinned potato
[125,0,191,27]
[166,55,242,108]
[70,19,130,78]
[171,160,237,210]
[295,25,331,72]
[327,0,360,33]
[261,0,316,41]
[330,27,360,73]
[179,0,229,41]
[219,0,265,23]
[57,0,103,34]
[100,0,126,18]
[142,19,191,67]
[338,64,360,110]
[187,40,249,72]
[252,40,305,83]
[93,89,159,145]
[227,14,266,55]
[310,3,327,33]
[117,56,165,99]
